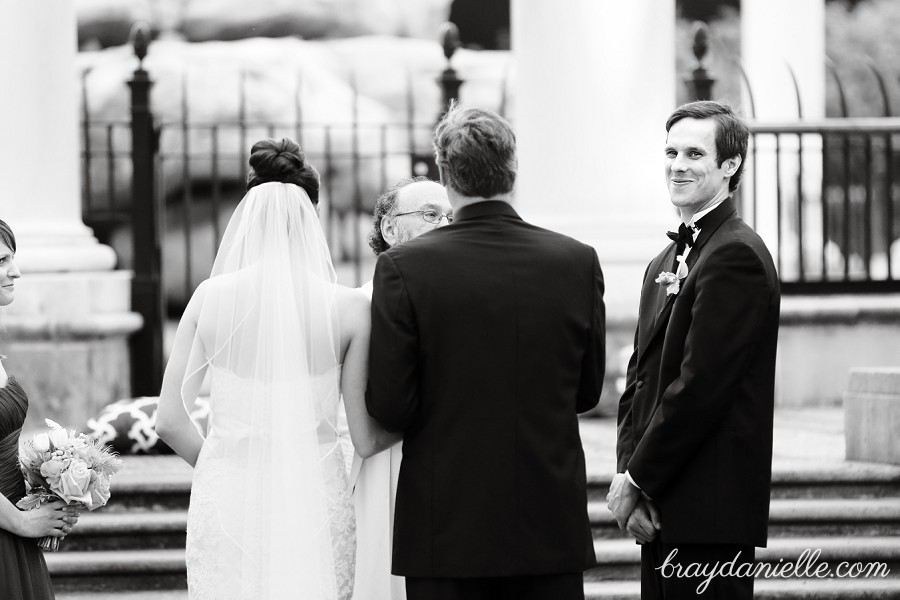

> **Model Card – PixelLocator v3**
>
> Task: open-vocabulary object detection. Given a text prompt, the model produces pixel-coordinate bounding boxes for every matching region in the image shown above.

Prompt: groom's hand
[606,472,642,530]
[626,498,661,544]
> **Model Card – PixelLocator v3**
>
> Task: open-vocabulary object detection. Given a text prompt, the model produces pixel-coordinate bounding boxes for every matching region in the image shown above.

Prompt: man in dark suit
[608,101,780,599]
[367,102,605,600]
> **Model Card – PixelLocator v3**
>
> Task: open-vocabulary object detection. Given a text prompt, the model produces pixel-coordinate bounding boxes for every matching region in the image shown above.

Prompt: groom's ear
[381,215,399,248]
[722,155,741,178]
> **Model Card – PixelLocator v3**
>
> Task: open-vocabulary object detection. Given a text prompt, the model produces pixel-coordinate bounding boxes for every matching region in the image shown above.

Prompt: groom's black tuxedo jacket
[367,201,604,578]
[617,198,780,547]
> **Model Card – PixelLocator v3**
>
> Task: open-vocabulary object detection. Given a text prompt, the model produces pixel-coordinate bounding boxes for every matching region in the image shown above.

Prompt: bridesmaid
[0,219,80,599]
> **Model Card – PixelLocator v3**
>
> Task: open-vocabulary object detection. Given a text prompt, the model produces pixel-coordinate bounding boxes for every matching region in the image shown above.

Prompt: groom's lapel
[636,244,676,364]
[637,198,738,364]
[640,291,677,364]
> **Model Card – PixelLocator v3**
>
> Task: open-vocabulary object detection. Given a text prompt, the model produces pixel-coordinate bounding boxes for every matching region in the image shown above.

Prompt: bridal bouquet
[17,419,124,551]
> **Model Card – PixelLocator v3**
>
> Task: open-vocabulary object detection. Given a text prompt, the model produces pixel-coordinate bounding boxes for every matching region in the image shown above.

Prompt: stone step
[590,499,900,539]
[111,457,900,511]
[54,572,900,598]
[62,498,900,554]
[105,472,192,512]
[586,536,900,582]
[46,549,187,593]
[59,511,187,551]
[766,498,900,537]
[584,578,900,599]
[768,466,900,500]
[586,465,900,502]
[48,540,899,593]
[53,577,900,600]
[58,593,188,600]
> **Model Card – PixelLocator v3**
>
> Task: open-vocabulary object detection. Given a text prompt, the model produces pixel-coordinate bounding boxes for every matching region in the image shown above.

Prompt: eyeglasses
[393,209,453,224]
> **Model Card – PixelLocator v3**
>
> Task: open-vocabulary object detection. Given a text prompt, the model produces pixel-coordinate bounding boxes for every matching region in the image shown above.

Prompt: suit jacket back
[367,201,605,577]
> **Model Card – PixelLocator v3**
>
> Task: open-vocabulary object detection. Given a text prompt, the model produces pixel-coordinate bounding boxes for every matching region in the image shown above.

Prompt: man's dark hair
[665,101,749,194]
[368,176,431,255]
[433,101,516,199]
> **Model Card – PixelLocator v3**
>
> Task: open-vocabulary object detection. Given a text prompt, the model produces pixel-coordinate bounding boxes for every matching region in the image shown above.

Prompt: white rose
[32,433,50,452]
[58,459,92,503]
[48,428,69,449]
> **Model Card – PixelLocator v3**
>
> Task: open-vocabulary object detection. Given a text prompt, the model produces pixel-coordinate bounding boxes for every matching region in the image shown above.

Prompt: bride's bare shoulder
[334,284,370,331]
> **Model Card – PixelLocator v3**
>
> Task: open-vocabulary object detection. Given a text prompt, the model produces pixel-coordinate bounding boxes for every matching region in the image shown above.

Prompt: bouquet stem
[37,536,60,552]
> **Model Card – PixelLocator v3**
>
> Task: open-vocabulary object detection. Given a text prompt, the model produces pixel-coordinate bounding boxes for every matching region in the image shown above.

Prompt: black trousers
[641,540,755,599]
[405,572,585,600]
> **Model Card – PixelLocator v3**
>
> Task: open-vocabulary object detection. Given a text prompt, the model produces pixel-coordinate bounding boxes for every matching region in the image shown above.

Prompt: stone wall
[777,295,900,406]
[844,368,900,464]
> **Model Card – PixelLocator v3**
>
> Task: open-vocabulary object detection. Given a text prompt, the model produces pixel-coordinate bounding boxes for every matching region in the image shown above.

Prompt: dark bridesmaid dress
[0,375,55,599]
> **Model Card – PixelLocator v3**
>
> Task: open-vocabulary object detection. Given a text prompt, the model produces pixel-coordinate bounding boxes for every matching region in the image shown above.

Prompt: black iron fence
[742,120,900,294]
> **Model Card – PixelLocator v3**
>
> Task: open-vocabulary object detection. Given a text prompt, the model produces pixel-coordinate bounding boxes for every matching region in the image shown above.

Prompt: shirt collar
[687,196,728,230]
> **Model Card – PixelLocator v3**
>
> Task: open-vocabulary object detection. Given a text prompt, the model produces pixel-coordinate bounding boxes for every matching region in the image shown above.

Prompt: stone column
[742,0,826,276]
[511,0,677,410]
[743,0,831,408]
[0,1,141,432]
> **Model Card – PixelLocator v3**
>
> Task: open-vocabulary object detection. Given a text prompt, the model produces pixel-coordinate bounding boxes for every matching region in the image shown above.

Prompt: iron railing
[744,119,900,294]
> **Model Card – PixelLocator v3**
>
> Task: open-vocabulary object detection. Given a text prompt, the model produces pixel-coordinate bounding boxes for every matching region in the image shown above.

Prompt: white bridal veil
[181,181,344,598]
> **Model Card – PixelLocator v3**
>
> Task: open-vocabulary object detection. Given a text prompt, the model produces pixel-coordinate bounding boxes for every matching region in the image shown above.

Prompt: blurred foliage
[677,0,867,22]
[675,0,900,118]
[677,0,739,22]
[449,0,509,50]
[825,0,900,117]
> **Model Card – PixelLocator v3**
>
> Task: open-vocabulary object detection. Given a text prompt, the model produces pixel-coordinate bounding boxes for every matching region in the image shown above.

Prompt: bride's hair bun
[246,138,320,205]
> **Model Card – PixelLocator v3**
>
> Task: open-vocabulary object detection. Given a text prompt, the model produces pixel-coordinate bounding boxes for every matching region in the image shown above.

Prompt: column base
[3,270,142,434]
[12,222,117,273]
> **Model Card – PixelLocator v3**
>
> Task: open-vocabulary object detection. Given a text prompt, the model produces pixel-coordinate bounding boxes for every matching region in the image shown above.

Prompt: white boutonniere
[654,255,689,296]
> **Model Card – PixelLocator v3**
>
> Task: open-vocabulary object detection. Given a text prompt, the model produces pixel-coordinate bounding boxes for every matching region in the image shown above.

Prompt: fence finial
[436,22,463,121]
[686,21,715,101]
[692,21,710,67]
[130,22,152,67]
[440,22,461,63]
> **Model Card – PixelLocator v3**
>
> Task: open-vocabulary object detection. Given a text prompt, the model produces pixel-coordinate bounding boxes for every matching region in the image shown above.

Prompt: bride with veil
[157,138,398,599]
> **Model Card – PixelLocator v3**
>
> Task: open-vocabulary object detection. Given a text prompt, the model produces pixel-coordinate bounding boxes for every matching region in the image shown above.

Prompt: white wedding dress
[350,280,406,600]
[350,442,403,600]
[187,366,356,600]
[179,182,356,600]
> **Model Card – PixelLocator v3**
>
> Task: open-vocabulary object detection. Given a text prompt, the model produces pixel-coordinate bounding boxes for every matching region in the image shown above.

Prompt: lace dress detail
[186,367,355,600]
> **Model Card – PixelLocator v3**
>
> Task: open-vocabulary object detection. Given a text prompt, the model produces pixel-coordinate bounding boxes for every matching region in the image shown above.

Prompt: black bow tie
[666,223,696,250]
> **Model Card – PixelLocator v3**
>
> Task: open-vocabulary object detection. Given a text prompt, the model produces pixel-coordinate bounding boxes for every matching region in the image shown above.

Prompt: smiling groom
[608,101,780,599]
